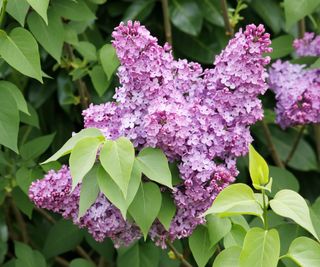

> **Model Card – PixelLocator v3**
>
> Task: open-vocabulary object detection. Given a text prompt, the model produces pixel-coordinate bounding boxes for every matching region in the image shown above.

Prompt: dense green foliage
[0,0,320,266]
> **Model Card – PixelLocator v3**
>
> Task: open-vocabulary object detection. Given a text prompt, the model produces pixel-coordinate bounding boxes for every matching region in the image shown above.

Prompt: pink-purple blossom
[30,21,271,247]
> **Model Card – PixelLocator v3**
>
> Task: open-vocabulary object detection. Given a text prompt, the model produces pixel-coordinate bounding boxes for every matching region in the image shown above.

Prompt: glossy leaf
[239,228,280,267]
[158,191,176,231]
[212,246,241,267]
[197,0,224,27]
[204,184,263,218]
[78,166,100,218]
[122,0,156,22]
[249,145,269,190]
[27,8,64,63]
[136,147,173,189]
[70,136,102,189]
[128,182,162,239]
[0,28,42,82]
[99,44,120,79]
[100,137,135,197]
[270,189,319,241]
[189,225,215,267]
[284,237,320,267]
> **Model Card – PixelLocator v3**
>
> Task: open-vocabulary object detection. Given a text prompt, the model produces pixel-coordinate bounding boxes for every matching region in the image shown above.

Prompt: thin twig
[10,199,29,243]
[285,126,305,165]
[261,120,285,168]
[161,0,172,45]
[55,256,70,267]
[220,0,233,36]
[314,124,320,166]
[166,240,193,267]
[298,19,306,38]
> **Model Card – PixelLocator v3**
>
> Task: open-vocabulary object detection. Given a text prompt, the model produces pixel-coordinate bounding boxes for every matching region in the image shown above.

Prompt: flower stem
[262,189,268,230]
[261,120,285,168]
[220,0,233,36]
[314,124,320,167]
[298,19,306,38]
[285,125,305,165]
[166,240,193,267]
[161,0,172,45]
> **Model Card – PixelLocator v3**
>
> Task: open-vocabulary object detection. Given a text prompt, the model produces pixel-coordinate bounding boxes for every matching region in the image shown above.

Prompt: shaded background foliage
[0,0,319,266]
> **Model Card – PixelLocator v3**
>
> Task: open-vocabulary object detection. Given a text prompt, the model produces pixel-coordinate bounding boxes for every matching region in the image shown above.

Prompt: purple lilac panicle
[268,33,320,128]
[30,21,271,247]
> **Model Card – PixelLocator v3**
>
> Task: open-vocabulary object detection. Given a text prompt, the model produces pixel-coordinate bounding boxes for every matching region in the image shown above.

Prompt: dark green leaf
[89,65,111,96]
[197,0,224,27]
[12,188,33,219]
[99,44,120,79]
[74,41,97,61]
[53,0,96,21]
[14,242,46,267]
[158,191,176,231]
[26,0,49,24]
[269,35,294,59]
[269,166,299,197]
[70,259,95,267]
[123,0,155,22]
[20,104,39,128]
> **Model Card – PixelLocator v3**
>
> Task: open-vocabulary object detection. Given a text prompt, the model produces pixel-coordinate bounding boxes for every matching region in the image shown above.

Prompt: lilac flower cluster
[269,33,320,128]
[30,21,271,247]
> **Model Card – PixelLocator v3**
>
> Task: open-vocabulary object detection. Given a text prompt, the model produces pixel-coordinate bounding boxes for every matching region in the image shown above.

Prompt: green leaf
[230,215,250,231]
[42,128,104,164]
[70,259,95,267]
[0,81,29,114]
[249,145,269,190]
[89,65,111,96]
[239,228,280,267]
[52,0,96,21]
[20,104,39,128]
[78,165,100,218]
[270,189,319,241]
[284,237,320,267]
[206,214,232,247]
[0,28,42,82]
[128,182,162,239]
[99,44,119,79]
[122,0,156,22]
[212,246,241,267]
[117,240,161,267]
[158,191,176,231]
[84,232,114,260]
[98,162,141,219]
[0,89,19,152]
[20,133,55,160]
[203,184,263,218]
[269,166,299,198]
[43,219,84,258]
[223,224,246,248]
[16,167,40,195]
[70,136,102,189]
[12,188,33,219]
[277,224,306,255]
[100,137,135,197]
[310,58,320,69]
[14,242,46,267]
[170,0,203,36]
[26,0,49,24]
[74,41,97,61]
[6,0,30,26]
[269,35,294,59]
[284,0,320,30]
[136,147,172,189]
[197,0,224,27]
[27,8,64,63]
[189,225,215,267]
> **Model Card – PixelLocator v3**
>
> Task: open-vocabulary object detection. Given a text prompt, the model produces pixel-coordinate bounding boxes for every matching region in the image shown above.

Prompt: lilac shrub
[29,21,271,247]
[269,33,320,128]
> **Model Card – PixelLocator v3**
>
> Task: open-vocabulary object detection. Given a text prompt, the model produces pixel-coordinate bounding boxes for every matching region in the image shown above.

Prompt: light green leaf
[70,136,102,189]
[170,0,203,36]
[212,246,241,267]
[6,0,30,26]
[100,137,135,197]
[0,28,42,82]
[27,8,64,63]
[74,41,97,61]
[0,90,19,152]
[128,182,162,239]
[0,81,29,114]
[310,58,320,69]
[78,166,100,218]
[43,219,84,258]
[42,128,104,164]
[239,228,280,267]
[136,147,172,189]
[26,0,49,24]
[189,225,215,267]
[284,0,320,30]
[89,65,110,96]
[249,145,269,190]
[203,184,263,218]
[53,0,96,21]
[206,214,232,247]
[97,162,141,219]
[284,237,320,267]
[230,215,250,231]
[20,133,55,160]
[223,224,246,248]
[270,189,319,241]
[269,35,294,59]
[99,44,119,79]
[70,259,95,267]
[269,166,299,198]
[158,191,176,231]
